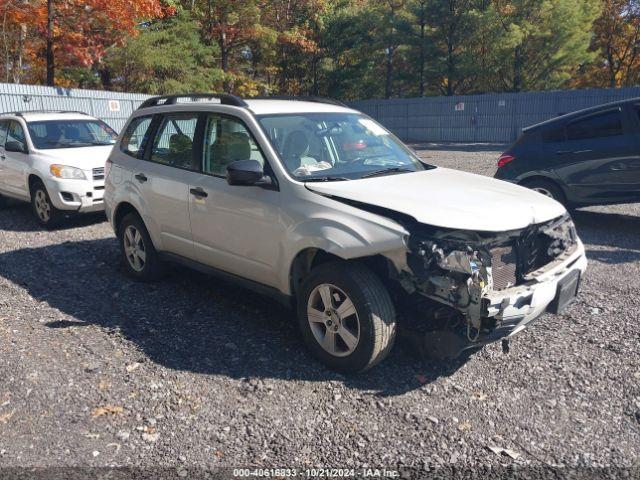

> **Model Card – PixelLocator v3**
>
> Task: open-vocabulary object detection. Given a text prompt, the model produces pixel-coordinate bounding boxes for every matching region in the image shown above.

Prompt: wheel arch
[27,174,43,194]
[113,201,142,237]
[288,247,400,298]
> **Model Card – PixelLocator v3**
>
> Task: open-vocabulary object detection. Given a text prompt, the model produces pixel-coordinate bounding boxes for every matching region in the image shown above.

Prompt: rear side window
[120,116,153,158]
[150,114,199,171]
[542,126,566,143]
[566,111,622,140]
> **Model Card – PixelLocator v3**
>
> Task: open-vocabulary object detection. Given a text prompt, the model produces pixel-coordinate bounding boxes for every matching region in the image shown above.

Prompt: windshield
[27,119,117,150]
[257,113,433,181]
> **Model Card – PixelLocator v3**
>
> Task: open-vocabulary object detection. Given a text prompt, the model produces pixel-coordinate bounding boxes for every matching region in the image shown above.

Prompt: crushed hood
[35,145,113,171]
[306,167,566,232]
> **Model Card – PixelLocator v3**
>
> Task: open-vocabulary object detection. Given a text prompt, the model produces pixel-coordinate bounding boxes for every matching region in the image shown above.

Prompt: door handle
[0,154,5,160]
[609,163,627,171]
[556,149,593,155]
[134,173,147,183]
[190,187,208,198]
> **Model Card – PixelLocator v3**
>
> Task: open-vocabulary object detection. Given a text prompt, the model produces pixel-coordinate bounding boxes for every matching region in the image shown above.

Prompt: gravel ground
[0,145,639,477]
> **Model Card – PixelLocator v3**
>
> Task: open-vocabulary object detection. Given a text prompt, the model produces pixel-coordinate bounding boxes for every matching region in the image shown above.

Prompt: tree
[105,12,224,94]
[424,0,476,95]
[0,0,42,83]
[319,2,386,99]
[576,0,640,87]
[490,0,601,92]
[201,0,264,91]
[406,0,430,96]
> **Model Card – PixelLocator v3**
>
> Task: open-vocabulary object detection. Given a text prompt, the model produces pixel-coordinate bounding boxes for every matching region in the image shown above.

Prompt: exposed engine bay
[394,213,578,358]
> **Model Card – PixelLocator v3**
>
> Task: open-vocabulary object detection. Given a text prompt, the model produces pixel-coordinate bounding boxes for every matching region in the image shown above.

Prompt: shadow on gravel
[584,249,640,264]
[572,209,640,250]
[0,203,107,232]
[0,237,468,396]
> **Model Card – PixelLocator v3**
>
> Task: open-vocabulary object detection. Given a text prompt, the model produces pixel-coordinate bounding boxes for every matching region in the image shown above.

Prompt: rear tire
[30,180,63,228]
[297,262,396,373]
[118,212,164,281]
[522,178,567,205]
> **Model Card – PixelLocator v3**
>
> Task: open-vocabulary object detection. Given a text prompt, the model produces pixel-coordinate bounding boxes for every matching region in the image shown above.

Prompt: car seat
[210,132,251,175]
[282,130,322,171]
[168,133,193,168]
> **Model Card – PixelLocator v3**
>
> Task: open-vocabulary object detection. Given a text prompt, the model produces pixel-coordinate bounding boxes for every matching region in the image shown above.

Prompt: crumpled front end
[393,214,587,358]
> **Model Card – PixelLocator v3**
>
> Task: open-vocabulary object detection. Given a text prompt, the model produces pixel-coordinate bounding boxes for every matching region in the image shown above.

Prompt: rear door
[134,112,204,257]
[553,108,640,199]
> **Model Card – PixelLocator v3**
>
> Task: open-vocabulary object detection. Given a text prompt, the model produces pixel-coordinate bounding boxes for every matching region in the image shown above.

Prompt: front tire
[30,180,63,228]
[297,262,396,373]
[118,212,164,281]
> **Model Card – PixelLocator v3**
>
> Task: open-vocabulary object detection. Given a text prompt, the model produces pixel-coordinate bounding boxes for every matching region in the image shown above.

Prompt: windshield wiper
[304,176,350,182]
[360,167,415,178]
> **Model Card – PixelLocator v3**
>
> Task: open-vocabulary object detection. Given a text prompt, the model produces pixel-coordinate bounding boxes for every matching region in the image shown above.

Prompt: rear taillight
[497,154,515,168]
[105,159,112,178]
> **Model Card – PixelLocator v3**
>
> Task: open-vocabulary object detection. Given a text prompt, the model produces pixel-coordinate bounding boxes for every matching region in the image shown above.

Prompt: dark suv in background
[495,98,640,207]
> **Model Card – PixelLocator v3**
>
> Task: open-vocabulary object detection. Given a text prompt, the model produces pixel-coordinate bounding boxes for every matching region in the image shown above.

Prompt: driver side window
[0,121,8,147]
[202,115,265,176]
[7,121,26,151]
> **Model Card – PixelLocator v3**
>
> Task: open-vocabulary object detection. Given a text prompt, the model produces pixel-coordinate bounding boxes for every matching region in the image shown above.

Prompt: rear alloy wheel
[523,179,566,205]
[297,262,396,373]
[30,180,62,228]
[118,212,164,281]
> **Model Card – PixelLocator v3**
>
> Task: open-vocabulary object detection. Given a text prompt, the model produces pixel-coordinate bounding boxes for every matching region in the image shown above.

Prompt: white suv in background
[0,111,117,227]
[104,94,587,373]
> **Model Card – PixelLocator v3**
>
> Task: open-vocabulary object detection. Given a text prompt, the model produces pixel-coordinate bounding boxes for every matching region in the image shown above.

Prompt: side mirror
[5,140,25,153]
[226,160,272,187]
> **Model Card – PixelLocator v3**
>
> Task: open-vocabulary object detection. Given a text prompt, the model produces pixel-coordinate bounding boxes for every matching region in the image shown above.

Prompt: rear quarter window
[120,116,153,158]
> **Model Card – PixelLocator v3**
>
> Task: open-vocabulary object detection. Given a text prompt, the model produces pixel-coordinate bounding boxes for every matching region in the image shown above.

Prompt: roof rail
[4,110,89,117]
[250,95,348,108]
[138,93,248,109]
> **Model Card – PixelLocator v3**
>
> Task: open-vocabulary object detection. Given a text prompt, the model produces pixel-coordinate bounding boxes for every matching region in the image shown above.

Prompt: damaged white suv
[104,94,587,373]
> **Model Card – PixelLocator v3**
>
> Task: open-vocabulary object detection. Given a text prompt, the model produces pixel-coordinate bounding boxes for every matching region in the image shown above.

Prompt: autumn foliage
[1,0,640,98]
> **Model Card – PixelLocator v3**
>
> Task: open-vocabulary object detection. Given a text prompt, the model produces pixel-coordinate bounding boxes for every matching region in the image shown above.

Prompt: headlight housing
[50,164,86,180]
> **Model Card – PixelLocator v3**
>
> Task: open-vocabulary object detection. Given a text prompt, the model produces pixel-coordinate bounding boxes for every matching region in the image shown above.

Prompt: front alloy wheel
[34,190,51,223]
[298,262,396,373]
[30,180,62,227]
[307,283,360,357]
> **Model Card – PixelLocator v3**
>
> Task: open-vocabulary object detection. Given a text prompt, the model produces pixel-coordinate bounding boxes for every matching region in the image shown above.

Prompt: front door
[188,113,283,288]
[2,120,30,199]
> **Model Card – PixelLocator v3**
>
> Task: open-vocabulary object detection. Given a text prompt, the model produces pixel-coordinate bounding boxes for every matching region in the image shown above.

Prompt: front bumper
[417,240,587,359]
[483,238,587,337]
[44,176,105,213]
